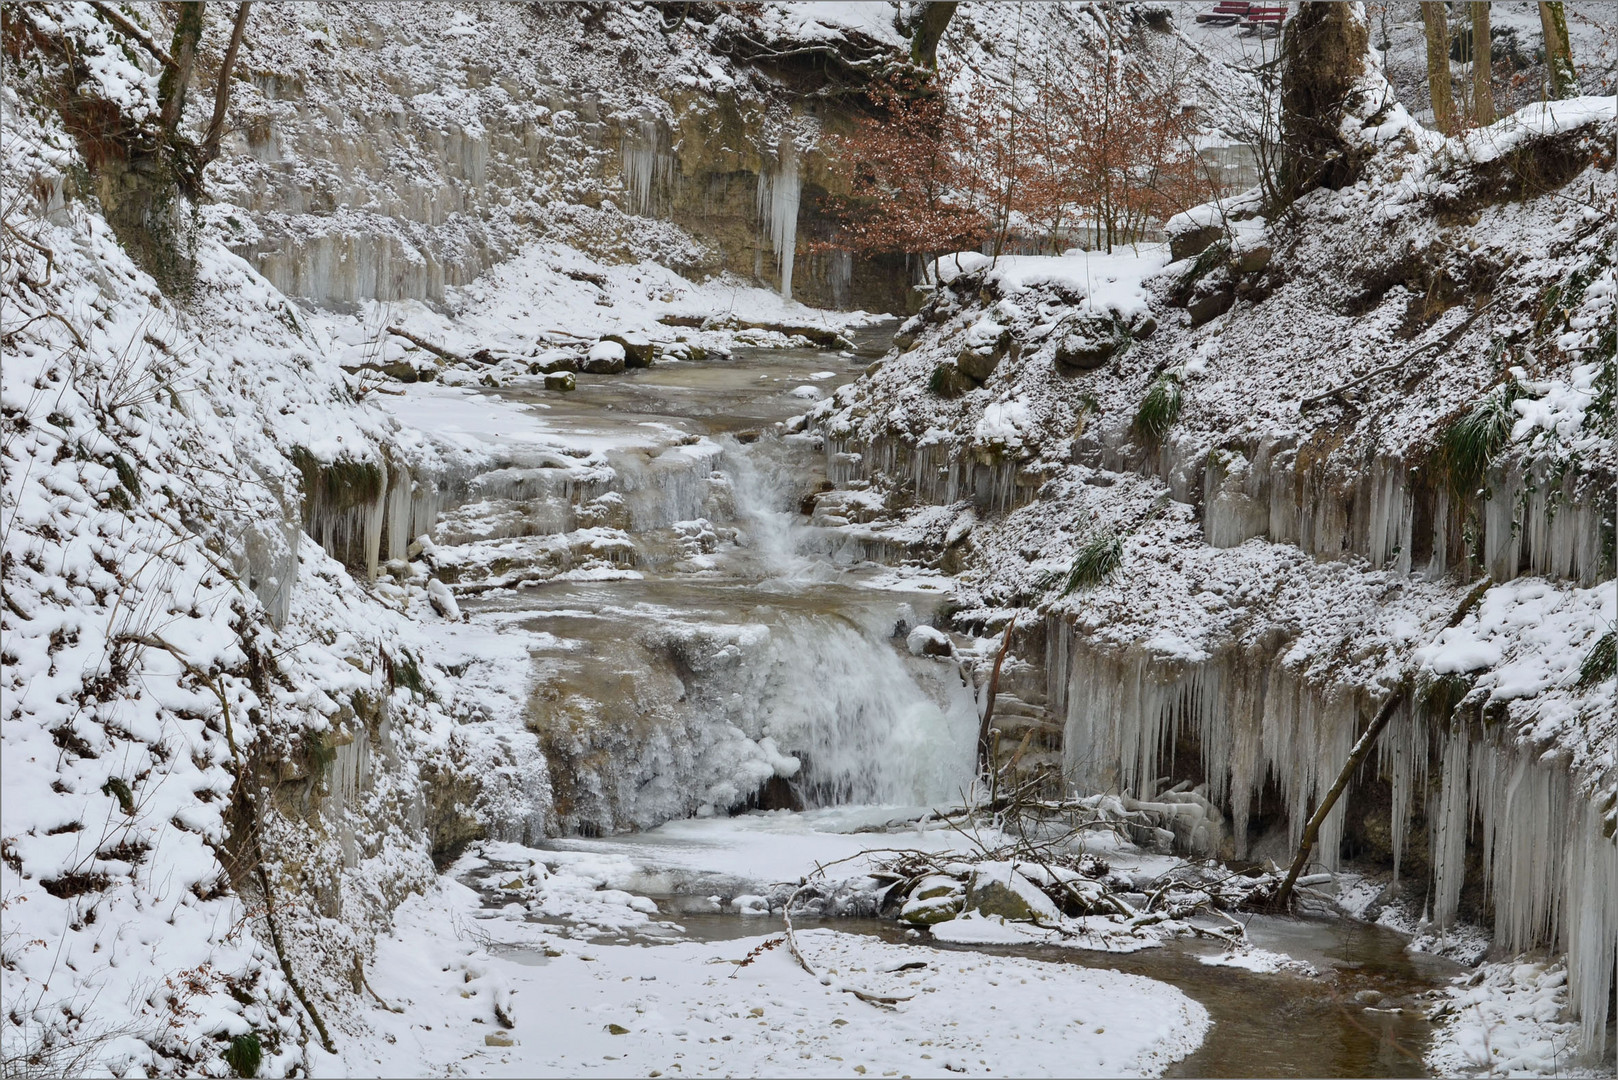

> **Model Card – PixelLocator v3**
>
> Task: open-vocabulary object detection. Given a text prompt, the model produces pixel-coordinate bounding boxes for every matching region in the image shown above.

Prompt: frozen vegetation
[2,2,1615,1078]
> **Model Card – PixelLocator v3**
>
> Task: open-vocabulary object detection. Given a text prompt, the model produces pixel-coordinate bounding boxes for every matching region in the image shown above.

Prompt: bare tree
[1538,2,1580,99]
[1420,1,1457,135]
[1471,2,1495,126]
[197,3,254,170]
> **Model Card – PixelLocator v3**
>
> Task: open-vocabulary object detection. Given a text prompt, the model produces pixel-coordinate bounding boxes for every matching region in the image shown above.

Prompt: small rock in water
[1354,989,1384,1005]
[544,371,576,392]
[582,340,627,374]
[906,625,953,658]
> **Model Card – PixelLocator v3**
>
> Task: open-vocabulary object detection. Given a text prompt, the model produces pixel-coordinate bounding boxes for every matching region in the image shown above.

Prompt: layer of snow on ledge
[935,247,1172,322]
[759,2,905,45]
[1463,95,1618,164]
[1416,580,1615,700]
[974,399,1031,448]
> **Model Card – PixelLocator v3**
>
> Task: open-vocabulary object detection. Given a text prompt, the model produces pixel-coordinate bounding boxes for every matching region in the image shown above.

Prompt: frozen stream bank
[344,308,1500,1078]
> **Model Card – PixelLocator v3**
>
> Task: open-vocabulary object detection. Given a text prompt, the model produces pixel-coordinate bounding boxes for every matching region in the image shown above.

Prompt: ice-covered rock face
[796,89,1617,1056]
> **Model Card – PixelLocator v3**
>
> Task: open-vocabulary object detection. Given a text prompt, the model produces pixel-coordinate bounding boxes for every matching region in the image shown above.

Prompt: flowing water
[441,321,1461,1075]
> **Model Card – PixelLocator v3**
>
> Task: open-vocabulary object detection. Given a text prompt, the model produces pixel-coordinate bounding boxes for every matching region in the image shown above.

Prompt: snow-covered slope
[0,46,536,1073]
[804,38,1617,1060]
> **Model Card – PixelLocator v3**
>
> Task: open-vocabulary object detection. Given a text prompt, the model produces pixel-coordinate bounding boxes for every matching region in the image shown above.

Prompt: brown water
[658,905,1457,1078]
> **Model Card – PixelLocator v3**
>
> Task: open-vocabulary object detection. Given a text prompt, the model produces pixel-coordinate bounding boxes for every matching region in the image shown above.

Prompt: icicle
[620,119,673,218]
[1565,804,1618,1056]
[757,140,801,299]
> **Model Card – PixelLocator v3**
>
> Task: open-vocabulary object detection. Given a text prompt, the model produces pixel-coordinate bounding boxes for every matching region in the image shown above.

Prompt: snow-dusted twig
[781,886,913,1007]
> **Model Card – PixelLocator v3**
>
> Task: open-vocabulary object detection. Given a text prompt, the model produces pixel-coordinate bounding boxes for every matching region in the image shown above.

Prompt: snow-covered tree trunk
[1537,2,1579,99]
[156,2,204,133]
[908,2,957,69]
[1419,2,1456,135]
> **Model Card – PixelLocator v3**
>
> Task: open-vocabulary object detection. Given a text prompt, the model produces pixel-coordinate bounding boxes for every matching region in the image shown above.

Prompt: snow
[907,624,952,656]
[757,2,906,48]
[344,877,1209,1079]
[974,400,1031,449]
[1462,95,1618,164]
[934,247,1170,322]
[6,1,1617,1074]
[1427,959,1604,1078]
[535,809,1009,893]
[1197,948,1317,976]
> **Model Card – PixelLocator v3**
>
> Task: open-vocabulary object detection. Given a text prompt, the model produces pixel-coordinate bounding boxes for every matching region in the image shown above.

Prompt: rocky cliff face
[195,3,917,312]
[193,2,1269,316]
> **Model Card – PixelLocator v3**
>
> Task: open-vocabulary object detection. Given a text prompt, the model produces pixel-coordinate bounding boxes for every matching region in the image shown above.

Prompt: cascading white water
[710,436,980,804]
[706,612,980,808]
[756,141,801,299]
[722,435,816,579]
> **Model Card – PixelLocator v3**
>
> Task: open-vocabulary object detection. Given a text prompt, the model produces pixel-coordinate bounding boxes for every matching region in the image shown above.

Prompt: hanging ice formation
[1047,624,1618,1056]
[756,139,801,299]
[620,119,675,218]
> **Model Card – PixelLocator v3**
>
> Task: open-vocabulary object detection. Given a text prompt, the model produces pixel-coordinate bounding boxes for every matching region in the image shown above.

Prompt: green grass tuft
[1062,531,1123,595]
[1419,671,1474,722]
[1578,628,1616,689]
[1133,371,1183,445]
[111,453,140,499]
[223,1032,262,1078]
[1437,378,1524,497]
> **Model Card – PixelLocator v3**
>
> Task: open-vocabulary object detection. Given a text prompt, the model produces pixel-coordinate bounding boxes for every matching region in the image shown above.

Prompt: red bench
[1243,4,1289,32]
[1196,1,1250,25]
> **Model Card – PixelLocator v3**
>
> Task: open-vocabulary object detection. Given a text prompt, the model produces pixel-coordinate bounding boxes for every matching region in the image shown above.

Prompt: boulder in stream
[582,339,627,373]
[965,864,1062,922]
[601,334,656,368]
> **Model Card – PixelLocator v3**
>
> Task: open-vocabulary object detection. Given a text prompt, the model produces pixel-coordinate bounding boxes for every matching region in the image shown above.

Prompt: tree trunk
[909,2,957,69]
[198,4,253,170]
[1538,2,1579,99]
[1420,2,1456,135]
[1278,2,1371,201]
[157,3,205,134]
[975,619,1016,776]
[1470,2,1495,126]
[1273,683,1409,910]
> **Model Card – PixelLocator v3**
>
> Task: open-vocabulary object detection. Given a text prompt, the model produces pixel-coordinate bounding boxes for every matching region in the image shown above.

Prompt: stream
[423,321,1461,1077]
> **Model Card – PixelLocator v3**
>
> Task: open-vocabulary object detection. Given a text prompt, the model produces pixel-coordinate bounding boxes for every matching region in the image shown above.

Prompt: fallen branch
[357,955,404,1013]
[386,326,467,364]
[88,0,174,66]
[1300,298,1498,410]
[1273,680,1409,910]
[782,886,913,1006]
